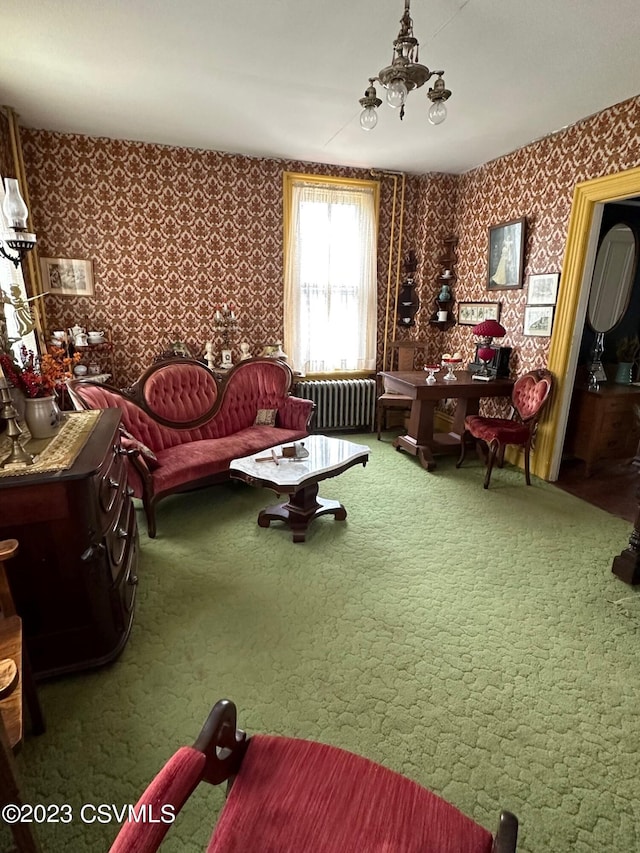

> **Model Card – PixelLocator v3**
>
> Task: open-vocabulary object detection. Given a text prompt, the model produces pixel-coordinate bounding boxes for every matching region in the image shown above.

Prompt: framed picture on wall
[523,305,554,337]
[457,302,501,326]
[487,218,526,290]
[41,258,94,297]
[527,273,559,305]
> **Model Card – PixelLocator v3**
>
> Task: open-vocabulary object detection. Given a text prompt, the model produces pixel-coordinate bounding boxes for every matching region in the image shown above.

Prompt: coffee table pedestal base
[258,483,347,542]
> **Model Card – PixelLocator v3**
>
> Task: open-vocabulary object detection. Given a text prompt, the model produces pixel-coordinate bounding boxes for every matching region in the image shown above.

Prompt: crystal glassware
[442,358,462,381]
[423,365,440,384]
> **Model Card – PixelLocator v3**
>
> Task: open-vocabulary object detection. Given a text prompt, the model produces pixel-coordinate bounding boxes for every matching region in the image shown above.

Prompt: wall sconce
[1,178,36,268]
[472,319,506,381]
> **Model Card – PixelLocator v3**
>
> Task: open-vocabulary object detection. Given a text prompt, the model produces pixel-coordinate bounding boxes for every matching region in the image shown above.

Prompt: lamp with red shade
[472,319,506,381]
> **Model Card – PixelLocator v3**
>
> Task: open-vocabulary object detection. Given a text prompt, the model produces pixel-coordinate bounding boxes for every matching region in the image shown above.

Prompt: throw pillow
[254,408,277,427]
[120,428,160,469]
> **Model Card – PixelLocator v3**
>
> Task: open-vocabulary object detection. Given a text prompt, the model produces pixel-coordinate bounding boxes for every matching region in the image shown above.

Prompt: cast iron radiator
[294,379,376,431]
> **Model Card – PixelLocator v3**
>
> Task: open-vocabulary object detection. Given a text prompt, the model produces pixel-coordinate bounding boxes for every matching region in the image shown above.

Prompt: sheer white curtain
[0,176,37,358]
[284,176,378,374]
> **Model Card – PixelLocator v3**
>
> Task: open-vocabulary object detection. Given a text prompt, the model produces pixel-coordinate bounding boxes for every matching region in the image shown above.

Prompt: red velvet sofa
[68,357,313,537]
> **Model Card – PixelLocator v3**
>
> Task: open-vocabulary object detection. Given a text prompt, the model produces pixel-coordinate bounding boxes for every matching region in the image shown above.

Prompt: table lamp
[472,319,506,380]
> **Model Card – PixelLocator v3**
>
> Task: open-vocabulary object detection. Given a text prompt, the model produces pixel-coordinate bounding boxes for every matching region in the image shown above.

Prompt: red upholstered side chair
[109,699,518,853]
[456,369,553,489]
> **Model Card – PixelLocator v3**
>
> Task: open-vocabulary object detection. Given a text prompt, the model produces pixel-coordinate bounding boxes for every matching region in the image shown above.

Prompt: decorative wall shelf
[397,250,420,328]
[429,236,457,330]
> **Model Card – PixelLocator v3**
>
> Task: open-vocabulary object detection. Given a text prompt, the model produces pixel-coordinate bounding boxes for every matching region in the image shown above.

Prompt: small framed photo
[523,305,554,337]
[458,302,501,326]
[41,258,94,297]
[487,218,526,290]
[527,273,559,305]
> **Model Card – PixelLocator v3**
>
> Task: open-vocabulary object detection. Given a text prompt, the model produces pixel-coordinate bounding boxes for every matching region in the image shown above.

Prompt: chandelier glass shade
[0,178,36,268]
[359,0,451,130]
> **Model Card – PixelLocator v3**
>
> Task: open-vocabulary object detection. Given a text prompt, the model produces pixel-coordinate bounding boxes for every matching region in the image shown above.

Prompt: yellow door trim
[532,165,640,480]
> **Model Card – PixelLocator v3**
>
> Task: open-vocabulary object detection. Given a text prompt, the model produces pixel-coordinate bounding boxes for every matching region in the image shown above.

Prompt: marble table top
[229,434,370,490]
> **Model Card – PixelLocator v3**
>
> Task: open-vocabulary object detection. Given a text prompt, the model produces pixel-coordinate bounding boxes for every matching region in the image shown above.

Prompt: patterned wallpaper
[448,95,640,376]
[16,93,640,389]
[20,132,448,386]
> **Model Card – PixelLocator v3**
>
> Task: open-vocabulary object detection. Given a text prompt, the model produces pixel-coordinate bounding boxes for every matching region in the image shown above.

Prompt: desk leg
[451,397,479,437]
[258,483,347,543]
[393,400,437,470]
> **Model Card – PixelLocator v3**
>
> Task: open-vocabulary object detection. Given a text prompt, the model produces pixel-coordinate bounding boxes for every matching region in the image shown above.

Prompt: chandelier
[358,0,451,131]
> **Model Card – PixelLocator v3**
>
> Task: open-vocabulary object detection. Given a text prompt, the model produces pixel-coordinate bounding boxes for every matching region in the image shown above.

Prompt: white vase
[23,396,62,439]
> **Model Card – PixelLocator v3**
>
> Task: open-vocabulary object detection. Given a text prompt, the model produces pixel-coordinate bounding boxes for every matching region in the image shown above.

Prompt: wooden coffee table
[229,435,369,542]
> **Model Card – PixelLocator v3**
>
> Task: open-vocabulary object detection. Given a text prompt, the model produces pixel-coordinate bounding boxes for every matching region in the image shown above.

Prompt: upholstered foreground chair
[109,699,518,852]
[457,369,553,489]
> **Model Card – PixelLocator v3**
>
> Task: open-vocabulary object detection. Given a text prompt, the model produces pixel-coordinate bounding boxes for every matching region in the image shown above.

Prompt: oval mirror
[587,222,638,332]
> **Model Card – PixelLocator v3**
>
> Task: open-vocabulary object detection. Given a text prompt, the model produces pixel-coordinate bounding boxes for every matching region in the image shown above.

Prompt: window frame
[283,172,380,378]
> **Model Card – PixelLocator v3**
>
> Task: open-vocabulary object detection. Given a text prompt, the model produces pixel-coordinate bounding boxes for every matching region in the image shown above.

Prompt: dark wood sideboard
[0,409,138,678]
[565,384,640,476]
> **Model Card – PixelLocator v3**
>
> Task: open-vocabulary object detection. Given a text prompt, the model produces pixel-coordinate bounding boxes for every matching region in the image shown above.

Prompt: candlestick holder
[0,378,34,468]
[213,303,239,349]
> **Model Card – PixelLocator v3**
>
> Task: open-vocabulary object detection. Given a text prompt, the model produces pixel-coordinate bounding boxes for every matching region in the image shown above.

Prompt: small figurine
[271,341,288,360]
[204,341,215,370]
[239,341,252,361]
[438,283,451,302]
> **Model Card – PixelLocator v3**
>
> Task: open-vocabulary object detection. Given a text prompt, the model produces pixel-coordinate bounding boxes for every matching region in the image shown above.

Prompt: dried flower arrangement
[0,345,80,398]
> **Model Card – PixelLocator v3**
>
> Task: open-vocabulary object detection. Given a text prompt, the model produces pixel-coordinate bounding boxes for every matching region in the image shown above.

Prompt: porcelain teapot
[69,324,88,347]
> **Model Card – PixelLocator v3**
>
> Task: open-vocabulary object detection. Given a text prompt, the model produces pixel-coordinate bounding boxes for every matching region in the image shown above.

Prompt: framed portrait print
[487,218,526,290]
[523,305,554,337]
[41,258,94,297]
[527,273,559,305]
[458,302,501,326]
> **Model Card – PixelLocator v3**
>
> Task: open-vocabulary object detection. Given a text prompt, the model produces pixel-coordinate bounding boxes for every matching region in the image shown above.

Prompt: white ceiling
[2,0,640,175]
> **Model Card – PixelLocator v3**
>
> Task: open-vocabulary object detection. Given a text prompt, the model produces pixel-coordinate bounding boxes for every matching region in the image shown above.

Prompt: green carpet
[12,434,640,852]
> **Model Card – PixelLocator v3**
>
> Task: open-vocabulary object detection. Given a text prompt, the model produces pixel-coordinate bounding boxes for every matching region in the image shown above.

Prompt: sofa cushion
[152,426,308,495]
[255,408,277,426]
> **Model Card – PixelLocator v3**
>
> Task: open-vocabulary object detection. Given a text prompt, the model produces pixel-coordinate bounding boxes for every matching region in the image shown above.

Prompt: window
[283,173,379,374]
[0,176,38,358]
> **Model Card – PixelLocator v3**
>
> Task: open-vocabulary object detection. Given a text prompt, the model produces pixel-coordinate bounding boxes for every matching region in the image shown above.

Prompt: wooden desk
[379,369,514,471]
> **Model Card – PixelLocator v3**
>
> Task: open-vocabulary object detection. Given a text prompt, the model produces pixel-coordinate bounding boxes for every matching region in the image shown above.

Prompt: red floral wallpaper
[16,93,640,388]
[20,132,450,386]
[448,95,640,376]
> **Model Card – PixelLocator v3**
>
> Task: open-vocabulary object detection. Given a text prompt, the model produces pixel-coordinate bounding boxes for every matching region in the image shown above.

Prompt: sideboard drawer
[566,384,640,476]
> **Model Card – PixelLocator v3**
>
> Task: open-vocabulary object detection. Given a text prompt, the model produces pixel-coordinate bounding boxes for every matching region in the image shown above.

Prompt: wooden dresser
[565,384,640,476]
[0,409,138,678]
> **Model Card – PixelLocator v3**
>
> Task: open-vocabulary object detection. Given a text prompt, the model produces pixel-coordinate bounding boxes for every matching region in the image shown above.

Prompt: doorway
[529,165,640,493]
[554,197,640,522]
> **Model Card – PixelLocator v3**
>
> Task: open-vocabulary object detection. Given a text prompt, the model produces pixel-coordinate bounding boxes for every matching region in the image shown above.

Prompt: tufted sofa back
[68,357,295,452]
